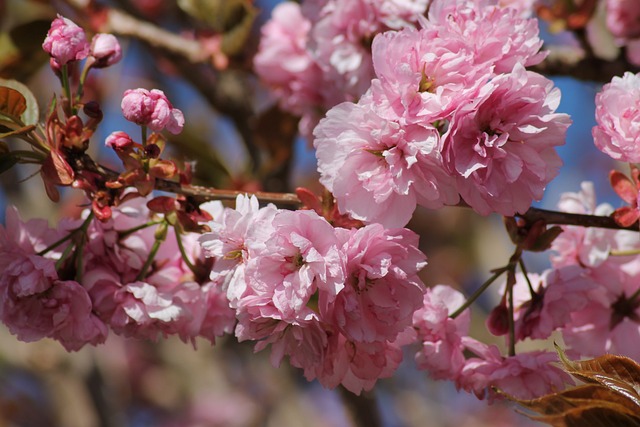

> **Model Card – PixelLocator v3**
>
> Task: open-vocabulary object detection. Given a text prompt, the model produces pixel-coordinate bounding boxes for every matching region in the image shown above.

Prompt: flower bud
[486,302,510,336]
[42,15,89,65]
[105,131,134,151]
[90,33,122,68]
[121,88,184,134]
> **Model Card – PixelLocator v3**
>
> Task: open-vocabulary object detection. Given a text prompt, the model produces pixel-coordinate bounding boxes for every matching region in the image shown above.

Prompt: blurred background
[0,0,629,425]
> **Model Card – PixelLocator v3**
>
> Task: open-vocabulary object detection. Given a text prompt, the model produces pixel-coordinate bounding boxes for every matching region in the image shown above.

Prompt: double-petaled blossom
[198,195,429,394]
[592,71,640,163]
[548,183,640,360]
[321,224,426,343]
[0,207,107,351]
[458,342,571,400]
[441,64,570,216]
[314,93,458,227]
[121,88,185,134]
[510,267,597,341]
[413,285,471,381]
[426,0,546,74]
[42,15,89,65]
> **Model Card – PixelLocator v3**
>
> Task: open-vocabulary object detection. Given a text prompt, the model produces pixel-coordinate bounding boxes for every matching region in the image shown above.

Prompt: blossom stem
[73,212,94,283]
[507,267,516,357]
[610,248,640,257]
[450,267,508,319]
[37,213,94,256]
[175,228,198,277]
[118,220,162,238]
[519,259,536,297]
[61,65,75,115]
[141,125,148,146]
[75,59,93,106]
[135,222,167,281]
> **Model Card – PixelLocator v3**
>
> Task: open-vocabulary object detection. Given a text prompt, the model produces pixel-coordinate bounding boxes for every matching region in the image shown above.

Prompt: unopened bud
[90,33,122,68]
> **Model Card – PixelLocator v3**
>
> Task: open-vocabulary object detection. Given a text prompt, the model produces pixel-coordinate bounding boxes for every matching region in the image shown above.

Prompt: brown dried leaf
[0,86,26,121]
[502,347,640,427]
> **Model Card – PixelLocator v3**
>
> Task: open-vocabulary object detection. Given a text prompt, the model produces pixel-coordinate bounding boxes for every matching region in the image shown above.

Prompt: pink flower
[442,64,570,216]
[316,330,409,395]
[121,88,185,134]
[0,265,107,351]
[321,224,427,343]
[426,0,546,74]
[459,342,571,400]
[90,33,122,68]
[105,131,134,151]
[254,2,324,118]
[606,0,640,39]
[244,209,344,319]
[592,71,640,163]
[199,195,277,304]
[560,269,640,361]
[511,267,597,341]
[42,15,89,65]
[551,182,640,284]
[413,285,471,380]
[370,26,491,123]
[314,94,458,228]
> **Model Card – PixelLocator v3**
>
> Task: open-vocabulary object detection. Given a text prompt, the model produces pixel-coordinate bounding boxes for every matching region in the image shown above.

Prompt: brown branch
[60,0,212,64]
[154,178,302,206]
[520,206,638,231]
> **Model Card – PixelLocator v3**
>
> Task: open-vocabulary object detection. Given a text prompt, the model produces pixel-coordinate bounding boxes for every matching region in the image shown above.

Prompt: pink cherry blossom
[551,182,640,285]
[511,267,597,341]
[199,195,277,304]
[0,263,107,351]
[442,64,571,216]
[413,285,471,380]
[253,2,324,118]
[89,33,123,68]
[459,341,571,400]
[370,25,491,123]
[592,71,640,163]
[315,330,409,395]
[606,0,640,39]
[314,94,458,228]
[121,88,185,134]
[560,269,640,361]
[234,210,343,356]
[42,15,89,65]
[426,0,546,74]
[105,131,134,151]
[321,224,427,343]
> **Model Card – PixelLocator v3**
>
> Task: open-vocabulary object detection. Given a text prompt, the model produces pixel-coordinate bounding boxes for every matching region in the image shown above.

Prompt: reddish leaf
[41,150,74,186]
[147,196,177,214]
[610,170,638,205]
[0,86,26,121]
[612,207,640,228]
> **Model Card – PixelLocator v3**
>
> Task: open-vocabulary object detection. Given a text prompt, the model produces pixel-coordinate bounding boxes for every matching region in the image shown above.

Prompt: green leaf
[0,79,39,125]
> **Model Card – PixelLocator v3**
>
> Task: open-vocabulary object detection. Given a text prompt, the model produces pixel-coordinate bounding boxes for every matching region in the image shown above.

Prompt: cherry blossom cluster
[0,197,235,351]
[253,0,430,138]
[199,195,427,394]
[312,0,571,226]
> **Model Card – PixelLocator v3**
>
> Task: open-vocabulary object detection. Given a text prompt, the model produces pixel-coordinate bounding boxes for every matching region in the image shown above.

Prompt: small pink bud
[486,302,510,336]
[42,15,89,65]
[105,131,134,151]
[90,33,122,68]
[121,88,184,134]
